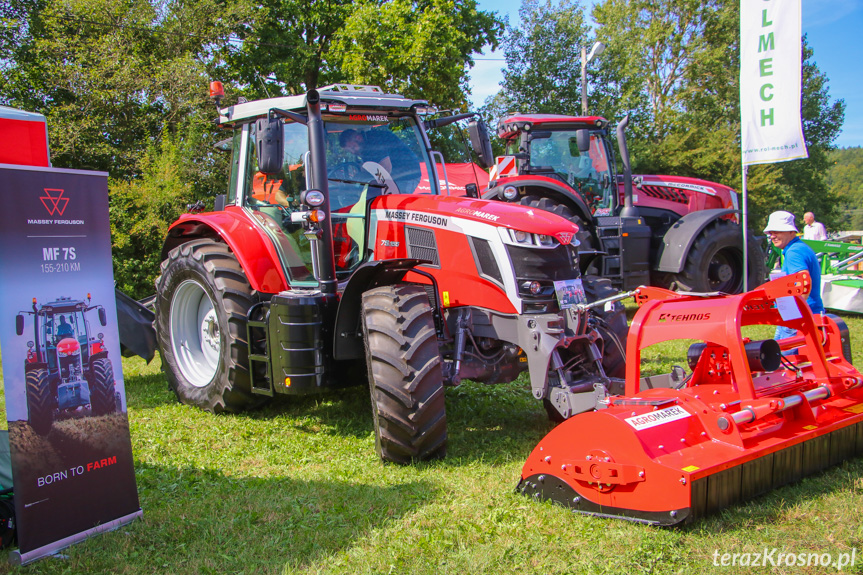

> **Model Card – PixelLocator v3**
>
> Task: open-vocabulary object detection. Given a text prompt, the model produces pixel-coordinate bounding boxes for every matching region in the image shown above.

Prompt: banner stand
[10,509,142,566]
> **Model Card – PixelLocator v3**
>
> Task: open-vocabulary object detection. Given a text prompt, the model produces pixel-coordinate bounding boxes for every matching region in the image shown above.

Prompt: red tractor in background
[154,84,630,463]
[481,114,766,294]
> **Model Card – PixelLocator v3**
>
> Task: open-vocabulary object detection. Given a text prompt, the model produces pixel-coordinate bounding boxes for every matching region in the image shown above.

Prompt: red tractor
[483,114,766,294]
[16,295,117,435]
[154,84,629,463]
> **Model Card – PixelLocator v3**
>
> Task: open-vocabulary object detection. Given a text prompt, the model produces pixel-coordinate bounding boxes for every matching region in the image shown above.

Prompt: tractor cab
[215,85,441,285]
[495,115,617,216]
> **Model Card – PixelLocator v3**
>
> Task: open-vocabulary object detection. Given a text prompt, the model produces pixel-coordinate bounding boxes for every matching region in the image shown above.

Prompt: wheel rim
[707,249,741,292]
[170,280,220,387]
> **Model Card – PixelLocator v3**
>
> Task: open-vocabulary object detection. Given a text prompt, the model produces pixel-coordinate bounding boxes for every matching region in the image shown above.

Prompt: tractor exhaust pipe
[615,115,639,218]
[306,89,338,296]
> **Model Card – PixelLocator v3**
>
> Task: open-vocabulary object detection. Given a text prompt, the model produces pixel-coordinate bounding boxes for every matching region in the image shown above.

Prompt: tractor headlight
[513,230,530,244]
[502,185,519,201]
[302,189,325,207]
[538,234,554,246]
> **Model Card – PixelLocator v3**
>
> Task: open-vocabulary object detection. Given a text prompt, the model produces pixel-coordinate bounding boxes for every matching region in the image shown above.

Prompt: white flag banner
[740,0,808,166]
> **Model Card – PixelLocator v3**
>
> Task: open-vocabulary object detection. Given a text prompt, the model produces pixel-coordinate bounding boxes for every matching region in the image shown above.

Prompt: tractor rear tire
[155,239,263,414]
[520,194,597,274]
[674,221,767,294]
[361,285,447,464]
[89,358,117,416]
[26,368,52,436]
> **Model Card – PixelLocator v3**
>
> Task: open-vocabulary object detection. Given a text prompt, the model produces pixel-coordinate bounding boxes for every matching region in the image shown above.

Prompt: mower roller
[518,271,863,525]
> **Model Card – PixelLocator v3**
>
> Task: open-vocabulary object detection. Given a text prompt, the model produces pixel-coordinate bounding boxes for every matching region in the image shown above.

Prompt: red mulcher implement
[519,271,863,525]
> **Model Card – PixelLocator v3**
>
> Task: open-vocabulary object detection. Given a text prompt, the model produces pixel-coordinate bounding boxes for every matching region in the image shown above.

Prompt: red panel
[168,207,288,293]
[0,118,50,167]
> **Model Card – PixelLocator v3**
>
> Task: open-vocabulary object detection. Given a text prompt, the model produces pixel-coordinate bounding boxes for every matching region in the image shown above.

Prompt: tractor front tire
[361,285,447,464]
[543,277,628,423]
[675,221,767,294]
[89,358,117,416]
[26,368,53,436]
[155,239,262,414]
[583,276,628,379]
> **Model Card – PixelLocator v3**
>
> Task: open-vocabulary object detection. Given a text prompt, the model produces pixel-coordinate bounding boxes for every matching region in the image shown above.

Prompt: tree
[486,0,591,119]
[217,0,354,99]
[591,0,844,232]
[827,147,863,230]
[333,0,502,109]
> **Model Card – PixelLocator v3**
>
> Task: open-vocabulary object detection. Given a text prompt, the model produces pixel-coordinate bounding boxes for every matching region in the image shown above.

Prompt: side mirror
[16,314,23,336]
[468,120,494,169]
[465,183,479,198]
[256,117,283,175]
[98,307,107,327]
[575,129,591,153]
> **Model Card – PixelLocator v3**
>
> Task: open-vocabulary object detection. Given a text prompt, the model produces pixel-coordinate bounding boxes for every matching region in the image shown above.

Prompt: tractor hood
[371,194,580,244]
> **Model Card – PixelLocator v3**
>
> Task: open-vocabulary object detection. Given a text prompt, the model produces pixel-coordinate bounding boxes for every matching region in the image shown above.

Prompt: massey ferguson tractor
[483,114,767,294]
[154,83,629,463]
[16,295,117,435]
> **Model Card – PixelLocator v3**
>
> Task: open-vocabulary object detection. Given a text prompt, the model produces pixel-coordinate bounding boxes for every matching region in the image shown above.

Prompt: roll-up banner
[0,163,141,565]
[740,0,808,166]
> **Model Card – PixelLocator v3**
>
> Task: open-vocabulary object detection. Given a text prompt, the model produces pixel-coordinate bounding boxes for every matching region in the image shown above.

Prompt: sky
[468,0,863,148]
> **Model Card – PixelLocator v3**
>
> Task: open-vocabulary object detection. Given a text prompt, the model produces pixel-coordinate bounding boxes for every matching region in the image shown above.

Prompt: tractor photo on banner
[0,163,141,565]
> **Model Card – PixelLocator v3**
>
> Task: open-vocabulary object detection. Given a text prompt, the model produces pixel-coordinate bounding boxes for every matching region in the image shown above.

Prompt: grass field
[1,306,862,574]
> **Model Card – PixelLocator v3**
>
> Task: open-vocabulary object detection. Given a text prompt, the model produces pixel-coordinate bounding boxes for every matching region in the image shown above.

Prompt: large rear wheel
[675,221,766,294]
[155,239,263,413]
[26,368,53,436]
[361,285,447,464]
[89,357,117,416]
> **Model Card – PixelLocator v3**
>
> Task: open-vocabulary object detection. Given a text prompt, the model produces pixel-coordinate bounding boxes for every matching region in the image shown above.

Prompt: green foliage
[110,135,202,299]
[827,146,863,230]
[333,0,502,109]
[490,0,591,118]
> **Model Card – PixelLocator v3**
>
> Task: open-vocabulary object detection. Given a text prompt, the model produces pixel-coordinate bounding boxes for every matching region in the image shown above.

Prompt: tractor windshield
[241,113,435,284]
[41,308,89,371]
[526,130,615,215]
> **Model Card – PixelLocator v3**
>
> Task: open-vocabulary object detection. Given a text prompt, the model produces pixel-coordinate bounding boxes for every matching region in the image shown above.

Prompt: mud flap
[115,289,157,362]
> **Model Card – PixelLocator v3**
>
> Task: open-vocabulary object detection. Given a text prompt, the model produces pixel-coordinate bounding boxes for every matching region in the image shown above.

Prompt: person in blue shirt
[764,210,823,343]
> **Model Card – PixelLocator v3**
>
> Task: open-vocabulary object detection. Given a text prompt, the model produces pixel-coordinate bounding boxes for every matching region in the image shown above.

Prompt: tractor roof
[219,84,429,125]
[497,114,609,138]
[40,296,86,313]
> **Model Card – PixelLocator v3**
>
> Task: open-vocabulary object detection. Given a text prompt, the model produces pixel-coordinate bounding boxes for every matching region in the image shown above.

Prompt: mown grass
[1,305,862,574]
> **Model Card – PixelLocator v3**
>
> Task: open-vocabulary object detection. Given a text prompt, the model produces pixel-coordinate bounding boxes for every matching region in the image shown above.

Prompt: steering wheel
[328,161,370,182]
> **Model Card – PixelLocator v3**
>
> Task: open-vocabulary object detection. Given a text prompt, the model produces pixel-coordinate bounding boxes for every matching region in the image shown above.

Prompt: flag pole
[742,164,749,292]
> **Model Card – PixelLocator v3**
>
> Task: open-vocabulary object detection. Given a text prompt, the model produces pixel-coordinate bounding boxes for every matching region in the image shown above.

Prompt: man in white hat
[764,211,824,343]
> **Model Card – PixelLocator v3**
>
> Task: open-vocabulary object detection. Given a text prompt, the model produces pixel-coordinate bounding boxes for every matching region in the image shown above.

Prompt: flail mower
[519,271,863,525]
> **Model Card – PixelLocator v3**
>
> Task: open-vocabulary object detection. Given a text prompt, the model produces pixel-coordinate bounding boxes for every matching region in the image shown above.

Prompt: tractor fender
[483,177,594,224]
[333,259,426,361]
[655,208,740,273]
[89,351,109,364]
[161,209,288,294]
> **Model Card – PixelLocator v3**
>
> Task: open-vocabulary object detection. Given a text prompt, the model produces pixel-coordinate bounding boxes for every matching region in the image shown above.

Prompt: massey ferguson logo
[555,231,573,245]
[658,312,712,322]
[41,188,69,216]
